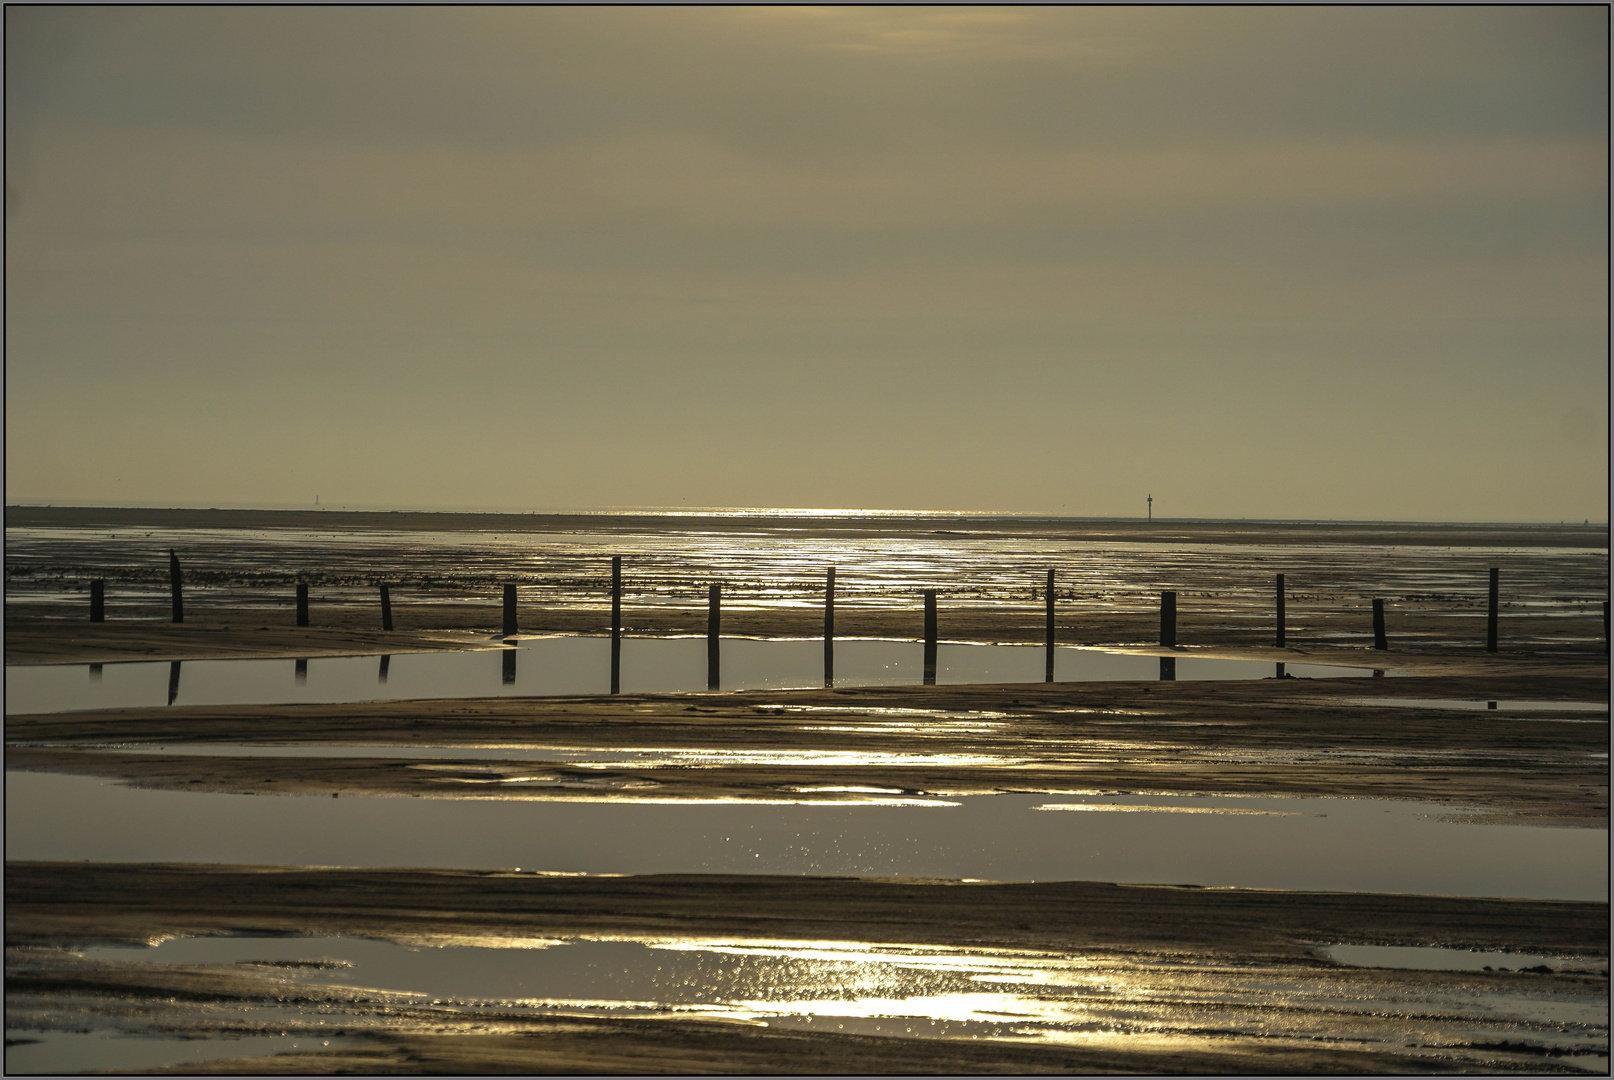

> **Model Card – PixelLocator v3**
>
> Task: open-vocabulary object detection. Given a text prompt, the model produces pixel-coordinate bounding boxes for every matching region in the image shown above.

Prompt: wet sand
[18,862,1603,958]
[7,862,1607,1075]
[9,667,1606,824]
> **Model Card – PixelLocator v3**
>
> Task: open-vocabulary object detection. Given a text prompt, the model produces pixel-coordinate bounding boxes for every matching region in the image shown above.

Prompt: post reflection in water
[166,661,180,705]
[88,664,103,682]
[1275,662,1285,678]
[922,591,938,686]
[5,643,1399,719]
[707,584,721,691]
[1159,656,1176,681]
[824,566,835,689]
[502,648,516,685]
[609,555,622,696]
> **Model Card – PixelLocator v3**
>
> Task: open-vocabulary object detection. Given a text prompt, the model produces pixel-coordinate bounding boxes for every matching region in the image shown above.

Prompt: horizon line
[4,501,1607,529]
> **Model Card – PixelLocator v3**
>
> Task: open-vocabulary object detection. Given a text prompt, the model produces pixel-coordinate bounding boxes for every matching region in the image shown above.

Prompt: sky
[5,7,1608,521]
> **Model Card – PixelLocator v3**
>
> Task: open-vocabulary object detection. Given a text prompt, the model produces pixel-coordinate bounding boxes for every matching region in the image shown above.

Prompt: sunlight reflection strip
[1037,803,1319,816]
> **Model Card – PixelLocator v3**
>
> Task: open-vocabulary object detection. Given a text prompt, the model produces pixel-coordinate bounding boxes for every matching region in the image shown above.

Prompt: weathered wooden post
[1159,589,1177,680]
[169,550,184,623]
[611,556,622,695]
[379,654,390,683]
[1275,573,1286,647]
[296,583,309,627]
[923,590,938,685]
[502,646,517,685]
[90,579,105,623]
[1044,569,1055,683]
[1486,568,1499,653]
[167,661,181,704]
[1372,599,1387,650]
[824,567,835,687]
[379,584,393,631]
[503,583,518,638]
[707,583,721,690]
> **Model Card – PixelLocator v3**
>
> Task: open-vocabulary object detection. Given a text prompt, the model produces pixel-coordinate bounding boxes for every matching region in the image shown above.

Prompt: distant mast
[1147,494,1152,522]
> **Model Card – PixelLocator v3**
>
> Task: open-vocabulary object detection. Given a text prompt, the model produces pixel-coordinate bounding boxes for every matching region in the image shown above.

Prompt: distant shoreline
[5,504,1607,547]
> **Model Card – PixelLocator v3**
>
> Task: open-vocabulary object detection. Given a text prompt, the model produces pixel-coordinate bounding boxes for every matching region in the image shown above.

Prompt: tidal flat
[6,509,1607,665]
[5,510,1608,1073]
[6,865,1609,1075]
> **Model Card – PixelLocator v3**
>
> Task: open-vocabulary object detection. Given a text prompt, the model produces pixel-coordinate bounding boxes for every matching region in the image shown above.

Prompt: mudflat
[6,510,1607,1073]
[7,862,1608,1075]
[8,667,1608,824]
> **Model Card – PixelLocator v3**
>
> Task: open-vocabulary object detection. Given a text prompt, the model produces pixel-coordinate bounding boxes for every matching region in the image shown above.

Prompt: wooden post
[707,583,720,690]
[169,550,183,624]
[167,660,181,705]
[379,584,393,632]
[502,647,517,685]
[923,590,938,685]
[296,583,309,627]
[1160,590,1176,648]
[379,654,390,683]
[1159,655,1176,681]
[1372,599,1387,650]
[503,583,518,638]
[1044,569,1055,683]
[824,567,835,687]
[1275,573,1286,648]
[1486,568,1499,653]
[295,658,308,683]
[611,556,622,695]
[90,579,105,623]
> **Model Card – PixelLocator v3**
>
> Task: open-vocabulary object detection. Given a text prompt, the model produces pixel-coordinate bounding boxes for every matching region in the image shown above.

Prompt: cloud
[4,7,1606,517]
[6,7,1606,155]
[18,122,1604,237]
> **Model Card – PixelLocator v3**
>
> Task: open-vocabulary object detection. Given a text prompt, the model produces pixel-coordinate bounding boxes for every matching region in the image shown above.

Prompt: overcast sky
[6,7,1607,520]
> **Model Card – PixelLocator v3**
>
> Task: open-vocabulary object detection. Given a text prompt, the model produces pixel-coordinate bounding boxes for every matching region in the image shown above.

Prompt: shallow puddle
[32,742,1022,769]
[4,639,1377,715]
[1345,698,1607,714]
[5,773,1606,900]
[13,933,1604,1071]
[1322,944,1605,973]
[2,1030,367,1076]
